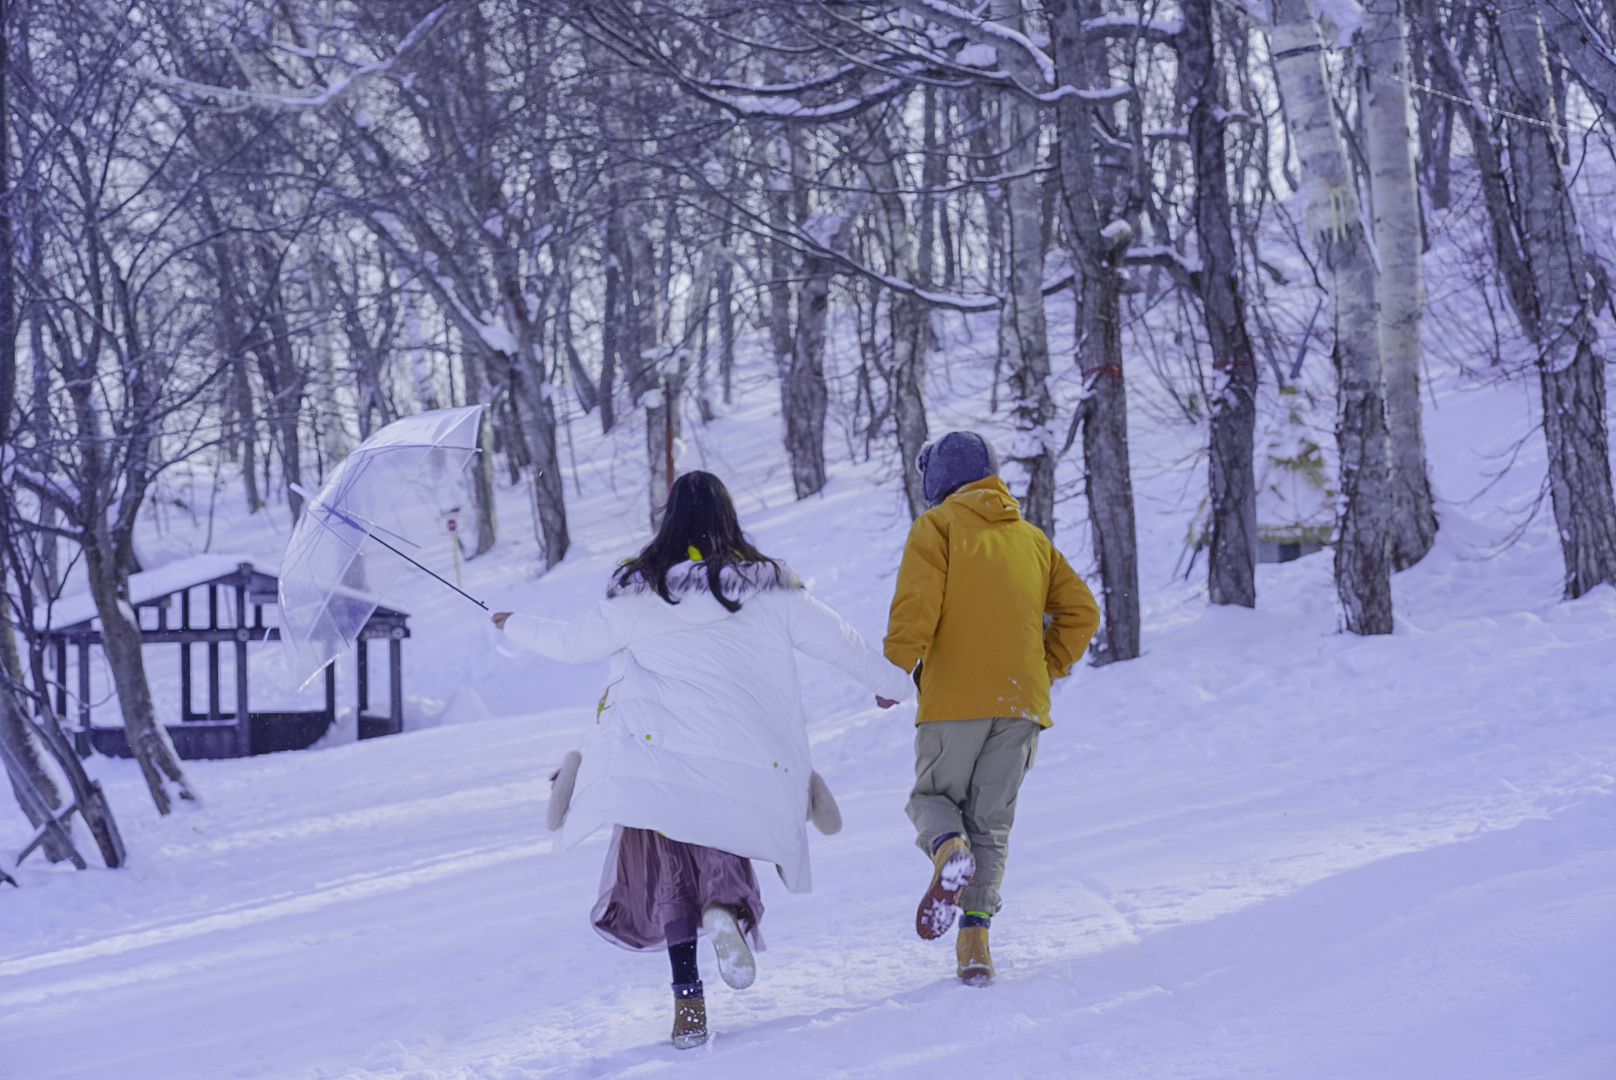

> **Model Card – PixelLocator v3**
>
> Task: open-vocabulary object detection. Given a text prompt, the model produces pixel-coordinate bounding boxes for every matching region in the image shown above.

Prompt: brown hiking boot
[916,834,976,940]
[956,925,994,985]
[671,992,707,1049]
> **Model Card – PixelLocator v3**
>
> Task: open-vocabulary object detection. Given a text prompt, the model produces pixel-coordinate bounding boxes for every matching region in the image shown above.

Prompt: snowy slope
[3,311,1615,1079]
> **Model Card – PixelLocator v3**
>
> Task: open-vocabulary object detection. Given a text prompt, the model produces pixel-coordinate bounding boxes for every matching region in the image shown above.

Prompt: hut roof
[42,554,274,632]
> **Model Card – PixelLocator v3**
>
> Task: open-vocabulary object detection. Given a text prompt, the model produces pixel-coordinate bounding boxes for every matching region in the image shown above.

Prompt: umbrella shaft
[368,532,489,610]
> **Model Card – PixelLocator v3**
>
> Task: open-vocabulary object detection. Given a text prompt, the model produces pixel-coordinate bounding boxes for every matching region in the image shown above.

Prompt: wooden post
[234,579,250,756]
[389,631,403,735]
[207,586,220,720]
[76,641,89,732]
[179,587,192,723]
[53,638,66,716]
[357,636,369,716]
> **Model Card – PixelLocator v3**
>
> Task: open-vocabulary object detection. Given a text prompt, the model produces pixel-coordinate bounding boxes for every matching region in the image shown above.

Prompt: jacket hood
[609,560,802,624]
[946,476,1022,523]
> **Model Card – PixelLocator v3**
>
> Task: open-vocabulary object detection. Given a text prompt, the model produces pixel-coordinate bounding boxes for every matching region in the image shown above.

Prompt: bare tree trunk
[764,126,838,499]
[621,188,668,522]
[0,587,78,865]
[233,356,263,513]
[599,193,623,433]
[716,228,737,405]
[1,517,124,866]
[1364,0,1438,570]
[458,346,499,556]
[252,282,305,519]
[17,622,125,867]
[1272,0,1394,634]
[308,248,349,464]
[405,283,440,412]
[994,0,1055,535]
[199,195,265,516]
[1183,0,1258,607]
[0,648,66,862]
[1494,0,1616,596]
[784,240,842,499]
[646,373,679,517]
[0,13,66,852]
[966,84,1005,300]
[1045,0,1141,662]
[559,279,598,415]
[512,363,570,568]
[83,536,194,814]
[860,114,930,517]
[890,291,931,515]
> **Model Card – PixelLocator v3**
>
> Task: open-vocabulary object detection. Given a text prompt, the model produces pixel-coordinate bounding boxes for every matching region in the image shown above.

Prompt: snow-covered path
[4,539,1612,1079]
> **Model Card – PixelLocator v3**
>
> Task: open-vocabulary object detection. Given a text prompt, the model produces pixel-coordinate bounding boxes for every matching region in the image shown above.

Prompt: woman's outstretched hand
[491,612,512,631]
[875,696,898,709]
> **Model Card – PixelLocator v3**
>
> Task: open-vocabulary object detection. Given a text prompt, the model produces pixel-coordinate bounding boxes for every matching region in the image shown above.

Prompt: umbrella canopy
[279,406,484,688]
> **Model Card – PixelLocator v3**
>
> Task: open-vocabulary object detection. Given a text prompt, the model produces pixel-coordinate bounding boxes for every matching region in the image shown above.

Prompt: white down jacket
[503,561,914,892]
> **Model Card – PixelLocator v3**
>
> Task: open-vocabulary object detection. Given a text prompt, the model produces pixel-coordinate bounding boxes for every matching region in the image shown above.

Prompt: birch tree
[1271,0,1395,634]
[1362,0,1437,569]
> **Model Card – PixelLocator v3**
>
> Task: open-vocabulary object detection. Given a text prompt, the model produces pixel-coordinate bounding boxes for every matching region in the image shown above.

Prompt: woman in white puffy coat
[493,471,912,1049]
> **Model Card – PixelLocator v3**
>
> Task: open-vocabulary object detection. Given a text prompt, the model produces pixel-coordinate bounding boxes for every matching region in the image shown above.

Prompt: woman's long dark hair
[613,471,776,612]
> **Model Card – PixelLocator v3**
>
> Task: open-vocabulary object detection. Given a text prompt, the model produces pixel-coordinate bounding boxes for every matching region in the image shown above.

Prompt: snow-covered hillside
[3,317,1614,1079]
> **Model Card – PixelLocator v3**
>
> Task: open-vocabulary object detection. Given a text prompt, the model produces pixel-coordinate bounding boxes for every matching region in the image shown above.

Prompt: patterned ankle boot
[671,981,707,1049]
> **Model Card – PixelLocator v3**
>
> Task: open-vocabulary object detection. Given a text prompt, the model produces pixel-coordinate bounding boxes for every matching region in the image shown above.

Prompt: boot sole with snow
[958,965,993,986]
[702,906,756,990]
[916,847,976,940]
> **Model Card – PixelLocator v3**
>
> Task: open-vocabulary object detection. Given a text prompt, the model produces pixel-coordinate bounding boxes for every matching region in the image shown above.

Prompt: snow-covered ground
[3,309,1615,1078]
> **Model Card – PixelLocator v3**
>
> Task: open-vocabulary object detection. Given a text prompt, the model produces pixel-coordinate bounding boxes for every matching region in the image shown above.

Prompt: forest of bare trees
[7,0,1616,848]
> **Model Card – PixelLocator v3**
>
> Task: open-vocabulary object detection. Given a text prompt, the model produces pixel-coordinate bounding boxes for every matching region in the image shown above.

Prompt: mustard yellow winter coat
[884,476,1101,727]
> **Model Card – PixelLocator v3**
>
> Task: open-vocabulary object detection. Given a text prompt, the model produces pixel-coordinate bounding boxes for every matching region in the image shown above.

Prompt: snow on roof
[40,553,271,632]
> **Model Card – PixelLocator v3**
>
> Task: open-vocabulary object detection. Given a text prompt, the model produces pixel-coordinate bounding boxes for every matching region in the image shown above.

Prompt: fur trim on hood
[608,559,803,601]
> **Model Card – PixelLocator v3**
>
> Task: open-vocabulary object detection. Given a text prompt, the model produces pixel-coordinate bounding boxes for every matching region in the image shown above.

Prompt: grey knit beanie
[916,431,999,505]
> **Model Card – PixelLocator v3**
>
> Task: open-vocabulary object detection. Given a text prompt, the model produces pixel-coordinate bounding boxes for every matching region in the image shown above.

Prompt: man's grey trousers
[906,716,1040,915]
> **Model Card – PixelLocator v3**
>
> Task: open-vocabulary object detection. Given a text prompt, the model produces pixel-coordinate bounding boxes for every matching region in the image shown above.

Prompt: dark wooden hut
[42,556,410,760]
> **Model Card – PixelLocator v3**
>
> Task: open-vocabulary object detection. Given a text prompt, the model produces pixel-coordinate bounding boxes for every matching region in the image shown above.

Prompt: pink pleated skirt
[590,825,766,953]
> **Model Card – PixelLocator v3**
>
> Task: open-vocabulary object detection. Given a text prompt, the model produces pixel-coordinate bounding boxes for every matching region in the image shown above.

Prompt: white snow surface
[4,312,1615,1078]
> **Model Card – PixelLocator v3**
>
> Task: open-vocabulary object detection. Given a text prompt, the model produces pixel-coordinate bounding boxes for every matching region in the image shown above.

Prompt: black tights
[666,918,700,992]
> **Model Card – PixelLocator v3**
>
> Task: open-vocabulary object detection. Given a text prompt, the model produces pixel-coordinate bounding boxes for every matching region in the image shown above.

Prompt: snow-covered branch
[1082,14,1182,44]
[144,3,458,111]
[893,0,1135,107]
[907,0,1059,86]
[700,79,908,120]
[1124,244,1202,287]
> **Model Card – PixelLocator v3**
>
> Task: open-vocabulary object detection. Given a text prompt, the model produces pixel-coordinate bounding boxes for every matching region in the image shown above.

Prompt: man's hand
[875,696,898,709]
[491,612,512,631]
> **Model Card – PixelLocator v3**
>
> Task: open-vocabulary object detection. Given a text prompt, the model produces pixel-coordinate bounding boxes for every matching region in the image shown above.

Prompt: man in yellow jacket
[882,432,1100,984]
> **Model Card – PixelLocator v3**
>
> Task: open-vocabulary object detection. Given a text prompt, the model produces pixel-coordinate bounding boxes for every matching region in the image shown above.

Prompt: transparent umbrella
[279,405,487,688]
